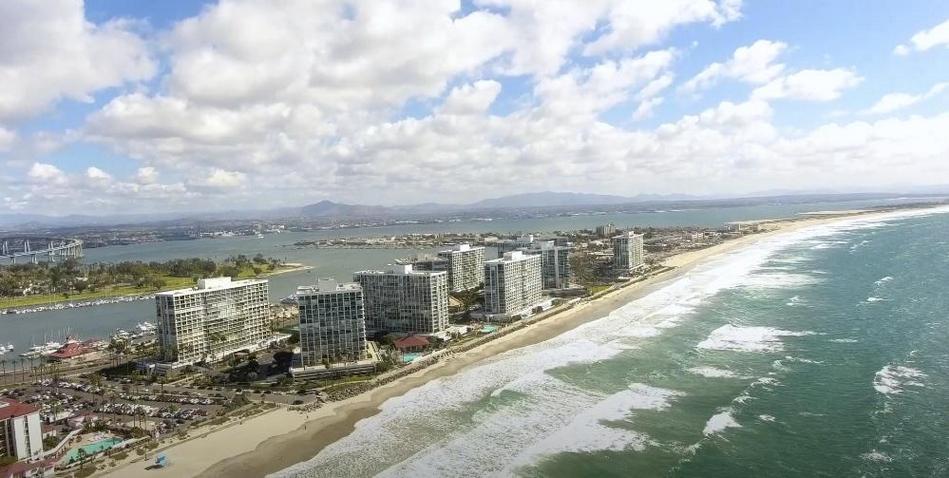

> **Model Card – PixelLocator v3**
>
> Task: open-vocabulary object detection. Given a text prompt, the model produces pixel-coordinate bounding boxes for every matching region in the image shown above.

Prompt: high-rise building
[0,399,43,462]
[497,234,535,254]
[483,251,543,318]
[155,277,271,371]
[437,244,485,292]
[596,223,617,238]
[535,242,571,289]
[612,231,645,274]
[354,265,449,334]
[296,279,368,367]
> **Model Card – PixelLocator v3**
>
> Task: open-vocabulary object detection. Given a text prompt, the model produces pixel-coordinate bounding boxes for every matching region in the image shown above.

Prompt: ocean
[2,197,923,357]
[273,207,949,477]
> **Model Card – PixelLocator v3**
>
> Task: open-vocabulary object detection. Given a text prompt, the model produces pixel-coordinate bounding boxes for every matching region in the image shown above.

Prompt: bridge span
[0,237,83,264]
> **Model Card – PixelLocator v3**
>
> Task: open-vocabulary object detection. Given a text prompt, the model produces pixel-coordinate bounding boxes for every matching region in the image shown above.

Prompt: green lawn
[0,264,297,309]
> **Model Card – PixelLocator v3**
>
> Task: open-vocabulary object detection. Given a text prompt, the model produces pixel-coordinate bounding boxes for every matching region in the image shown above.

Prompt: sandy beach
[100,209,913,478]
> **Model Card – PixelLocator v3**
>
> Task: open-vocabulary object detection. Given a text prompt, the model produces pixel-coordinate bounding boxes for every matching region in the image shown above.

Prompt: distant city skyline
[1,0,948,214]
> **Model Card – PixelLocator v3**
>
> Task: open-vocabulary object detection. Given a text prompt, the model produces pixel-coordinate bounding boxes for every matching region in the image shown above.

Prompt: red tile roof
[394,335,430,349]
[0,458,54,478]
[47,342,88,359]
[0,398,39,420]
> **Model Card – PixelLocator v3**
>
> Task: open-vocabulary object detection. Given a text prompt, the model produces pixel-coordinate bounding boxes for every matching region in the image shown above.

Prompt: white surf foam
[687,366,741,378]
[874,276,893,286]
[697,325,815,353]
[757,414,776,422]
[830,338,859,343]
[502,384,683,473]
[861,450,893,463]
[272,205,949,478]
[866,296,885,303]
[703,409,741,436]
[873,365,926,395]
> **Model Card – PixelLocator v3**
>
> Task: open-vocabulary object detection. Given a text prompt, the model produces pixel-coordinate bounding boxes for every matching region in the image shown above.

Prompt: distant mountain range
[2,189,947,230]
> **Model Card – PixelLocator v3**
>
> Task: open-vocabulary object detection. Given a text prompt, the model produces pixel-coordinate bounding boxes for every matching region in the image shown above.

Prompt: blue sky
[1,0,948,213]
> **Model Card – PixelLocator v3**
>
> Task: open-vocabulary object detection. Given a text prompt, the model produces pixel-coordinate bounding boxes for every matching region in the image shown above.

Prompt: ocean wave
[273,206,949,477]
[502,384,683,473]
[697,325,815,353]
[703,409,741,436]
[874,276,893,286]
[873,365,926,395]
[687,366,741,378]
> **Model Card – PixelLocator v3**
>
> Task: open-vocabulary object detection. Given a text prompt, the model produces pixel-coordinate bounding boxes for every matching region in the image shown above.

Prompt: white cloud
[0,127,14,151]
[583,0,742,56]
[752,68,862,101]
[85,166,112,181]
[863,82,948,115]
[440,81,503,115]
[28,162,67,184]
[136,166,158,185]
[5,0,948,213]
[0,0,154,122]
[894,18,949,55]
[681,39,787,93]
[195,169,246,189]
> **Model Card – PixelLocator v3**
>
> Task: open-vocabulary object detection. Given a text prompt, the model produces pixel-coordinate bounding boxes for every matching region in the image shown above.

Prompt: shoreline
[0,264,311,316]
[101,207,935,478]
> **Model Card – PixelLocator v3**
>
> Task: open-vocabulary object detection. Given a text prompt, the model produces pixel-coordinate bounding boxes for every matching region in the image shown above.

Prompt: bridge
[0,237,83,264]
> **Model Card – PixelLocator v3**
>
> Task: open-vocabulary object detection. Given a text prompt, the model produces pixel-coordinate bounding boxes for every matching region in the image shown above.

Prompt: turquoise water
[402,353,422,363]
[62,437,123,464]
[3,198,917,362]
[274,207,949,477]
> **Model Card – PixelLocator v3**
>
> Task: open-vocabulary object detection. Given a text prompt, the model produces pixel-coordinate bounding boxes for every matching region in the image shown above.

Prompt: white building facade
[296,279,368,367]
[437,244,485,292]
[536,242,571,289]
[612,232,645,274]
[0,399,43,462]
[483,251,543,318]
[155,277,271,370]
[354,265,449,334]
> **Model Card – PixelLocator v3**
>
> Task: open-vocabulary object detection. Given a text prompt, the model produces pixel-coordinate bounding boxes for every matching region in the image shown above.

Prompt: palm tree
[77,447,88,469]
[19,357,26,382]
[0,359,6,385]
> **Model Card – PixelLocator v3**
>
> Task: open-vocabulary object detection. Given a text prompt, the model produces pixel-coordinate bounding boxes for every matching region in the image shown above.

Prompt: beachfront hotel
[296,279,370,367]
[154,277,271,372]
[483,251,544,319]
[0,398,43,462]
[354,265,449,334]
[612,231,645,275]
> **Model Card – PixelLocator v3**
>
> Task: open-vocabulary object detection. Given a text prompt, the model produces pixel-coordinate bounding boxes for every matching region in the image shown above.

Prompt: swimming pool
[62,437,123,464]
[402,353,422,363]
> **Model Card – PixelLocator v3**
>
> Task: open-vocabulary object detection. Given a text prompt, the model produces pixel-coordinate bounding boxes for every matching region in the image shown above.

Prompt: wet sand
[101,210,905,478]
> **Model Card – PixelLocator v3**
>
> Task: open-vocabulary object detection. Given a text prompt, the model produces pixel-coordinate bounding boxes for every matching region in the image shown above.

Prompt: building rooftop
[157,277,268,297]
[613,231,643,239]
[355,264,447,277]
[297,278,362,295]
[0,398,39,419]
[487,250,538,263]
[393,335,430,349]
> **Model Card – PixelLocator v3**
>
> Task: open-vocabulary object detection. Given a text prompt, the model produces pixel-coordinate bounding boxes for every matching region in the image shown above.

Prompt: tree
[77,447,89,469]
[568,251,596,287]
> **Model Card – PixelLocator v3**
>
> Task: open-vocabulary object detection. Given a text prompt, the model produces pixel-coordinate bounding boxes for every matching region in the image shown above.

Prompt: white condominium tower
[483,251,543,317]
[535,241,571,289]
[612,231,645,274]
[296,279,368,366]
[354,265,449,334]
[155,277,270,370]
[437,243,485,292]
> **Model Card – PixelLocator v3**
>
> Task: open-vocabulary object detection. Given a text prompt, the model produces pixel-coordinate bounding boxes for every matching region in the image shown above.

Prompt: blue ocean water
[274,207,949,477]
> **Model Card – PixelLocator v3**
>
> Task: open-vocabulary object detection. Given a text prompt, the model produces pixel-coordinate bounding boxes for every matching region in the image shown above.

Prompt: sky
[1,0,948,214]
